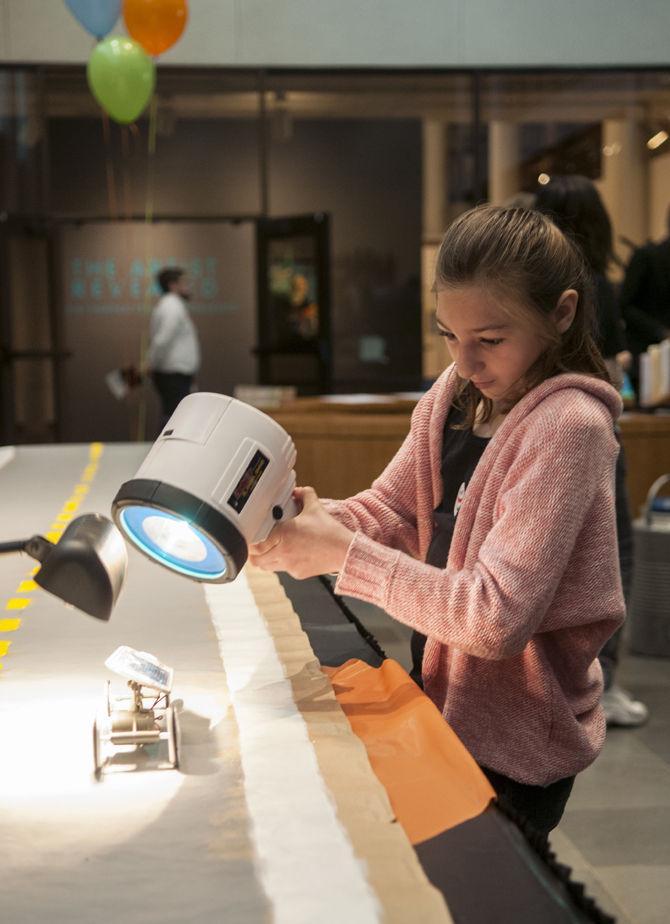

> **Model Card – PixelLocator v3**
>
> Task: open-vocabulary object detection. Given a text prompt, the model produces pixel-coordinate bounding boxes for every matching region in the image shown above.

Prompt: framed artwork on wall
[256,213,331,394]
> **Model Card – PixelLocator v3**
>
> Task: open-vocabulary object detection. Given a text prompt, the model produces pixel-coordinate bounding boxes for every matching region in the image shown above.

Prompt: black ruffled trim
[317,574,387,660]
[494,796,617,924]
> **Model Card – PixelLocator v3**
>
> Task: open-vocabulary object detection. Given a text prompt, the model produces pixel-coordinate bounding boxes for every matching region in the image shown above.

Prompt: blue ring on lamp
[119,506,228,580]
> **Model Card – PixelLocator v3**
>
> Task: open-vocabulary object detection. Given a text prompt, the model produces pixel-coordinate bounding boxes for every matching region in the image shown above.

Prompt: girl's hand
[248,486,353,580]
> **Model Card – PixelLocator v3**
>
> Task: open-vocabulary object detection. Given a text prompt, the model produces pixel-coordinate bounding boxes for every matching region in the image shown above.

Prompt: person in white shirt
[145,266,200,429]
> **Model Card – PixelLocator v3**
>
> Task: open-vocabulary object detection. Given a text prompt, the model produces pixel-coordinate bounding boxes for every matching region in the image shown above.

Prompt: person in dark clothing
[534,175,631,383]
[535,175,647,727]
[619,213,670,360]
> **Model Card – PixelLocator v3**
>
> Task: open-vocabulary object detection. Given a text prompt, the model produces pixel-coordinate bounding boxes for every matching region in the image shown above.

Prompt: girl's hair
[434,204,610,426]
[534,174,613,275]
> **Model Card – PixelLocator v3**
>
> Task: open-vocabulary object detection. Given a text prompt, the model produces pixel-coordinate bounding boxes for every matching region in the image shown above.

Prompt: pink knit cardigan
[327,367,625,785]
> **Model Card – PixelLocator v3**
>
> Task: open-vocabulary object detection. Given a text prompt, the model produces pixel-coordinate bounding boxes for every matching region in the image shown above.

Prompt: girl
[249,205,625,840]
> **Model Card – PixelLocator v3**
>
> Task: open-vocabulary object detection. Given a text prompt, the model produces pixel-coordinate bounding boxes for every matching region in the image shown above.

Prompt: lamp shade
[30,514,128,620]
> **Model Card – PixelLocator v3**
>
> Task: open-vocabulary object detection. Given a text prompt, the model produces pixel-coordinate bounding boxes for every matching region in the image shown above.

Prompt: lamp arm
[0,539,30,554]
[0,535,54,561]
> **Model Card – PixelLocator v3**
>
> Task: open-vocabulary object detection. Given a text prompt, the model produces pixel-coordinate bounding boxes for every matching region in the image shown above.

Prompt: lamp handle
[0,539,29,554]
[0,535,53,560]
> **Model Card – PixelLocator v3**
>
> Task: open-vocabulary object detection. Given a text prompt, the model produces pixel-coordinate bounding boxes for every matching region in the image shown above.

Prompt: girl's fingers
[249,529,282,556]
[293,485,319,508]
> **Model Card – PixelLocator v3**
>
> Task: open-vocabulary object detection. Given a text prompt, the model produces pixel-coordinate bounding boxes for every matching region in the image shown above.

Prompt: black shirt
[619,239,670,354]
[425,404,491,568]
[411,403,490,682]
[594,273,627,359]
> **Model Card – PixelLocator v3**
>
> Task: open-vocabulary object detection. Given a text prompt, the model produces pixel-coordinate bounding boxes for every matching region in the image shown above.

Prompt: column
[488,121,520,206]
[422,121,447,380]
[600,117,648,270]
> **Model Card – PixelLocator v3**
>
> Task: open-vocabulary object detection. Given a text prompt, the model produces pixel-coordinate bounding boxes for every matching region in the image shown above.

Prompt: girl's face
[435,284,549,403]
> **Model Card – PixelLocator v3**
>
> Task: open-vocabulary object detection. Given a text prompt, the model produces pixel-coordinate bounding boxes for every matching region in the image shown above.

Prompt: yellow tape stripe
[82,465,98,482]
[0,442,104,667]
[0,618,21,631]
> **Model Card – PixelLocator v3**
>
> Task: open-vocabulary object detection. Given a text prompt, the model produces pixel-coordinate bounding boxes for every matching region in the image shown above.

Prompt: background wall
[267,119,422,389]
[46,116,421,438]
[2,1,670,68]
[48,118,262,216]
[59,221,256,441]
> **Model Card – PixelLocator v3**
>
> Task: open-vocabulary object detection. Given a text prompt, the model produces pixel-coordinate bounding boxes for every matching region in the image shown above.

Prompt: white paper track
[0,446,15,471]
[204,573,381,924]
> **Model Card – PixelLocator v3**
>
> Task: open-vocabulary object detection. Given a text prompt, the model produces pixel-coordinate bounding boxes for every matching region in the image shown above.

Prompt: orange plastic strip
[324,658,495,845]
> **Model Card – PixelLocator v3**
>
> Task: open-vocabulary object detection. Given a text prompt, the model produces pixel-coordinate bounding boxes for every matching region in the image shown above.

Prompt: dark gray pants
[151,371,193,433]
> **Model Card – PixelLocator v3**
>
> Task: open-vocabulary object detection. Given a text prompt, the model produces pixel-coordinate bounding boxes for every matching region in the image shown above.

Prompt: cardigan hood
[424,365,622,508]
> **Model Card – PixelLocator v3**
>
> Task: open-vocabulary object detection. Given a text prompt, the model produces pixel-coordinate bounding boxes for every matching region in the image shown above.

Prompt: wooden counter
[271,410,412,499]
[619,413,670,516]
[269,400,670,516]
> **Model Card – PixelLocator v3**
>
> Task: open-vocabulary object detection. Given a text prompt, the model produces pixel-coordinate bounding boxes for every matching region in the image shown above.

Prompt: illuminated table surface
[0,443,447,924]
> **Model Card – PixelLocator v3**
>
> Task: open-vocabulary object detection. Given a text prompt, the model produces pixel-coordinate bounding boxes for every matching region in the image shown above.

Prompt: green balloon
[87,36,155,125]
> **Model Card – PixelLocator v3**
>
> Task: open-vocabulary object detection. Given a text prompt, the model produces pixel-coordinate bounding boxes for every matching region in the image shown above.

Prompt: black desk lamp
[0,514,127,620]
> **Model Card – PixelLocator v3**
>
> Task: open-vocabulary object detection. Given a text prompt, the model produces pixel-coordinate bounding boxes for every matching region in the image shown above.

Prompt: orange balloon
[123,0,188,56]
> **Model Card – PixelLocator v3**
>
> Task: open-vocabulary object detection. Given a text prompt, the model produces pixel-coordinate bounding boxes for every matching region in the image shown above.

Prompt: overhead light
[537,173,551,185]
[112,393,298,583]
[0,514,127,620]
[647,130,669,151]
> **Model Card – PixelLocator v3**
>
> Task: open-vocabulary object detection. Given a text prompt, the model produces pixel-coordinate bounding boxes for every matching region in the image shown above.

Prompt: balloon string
[101,111,118,219]
[145,91,158,223]
[136,92,159,442]
[129,122,141,154]
[121,126,132,221]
